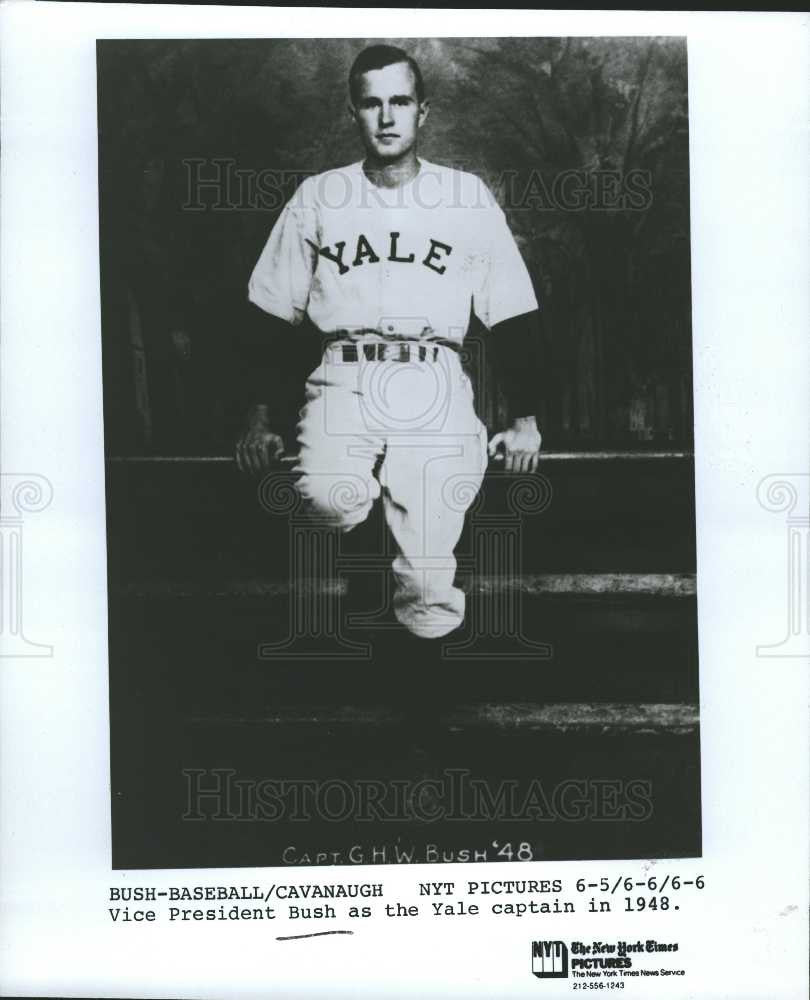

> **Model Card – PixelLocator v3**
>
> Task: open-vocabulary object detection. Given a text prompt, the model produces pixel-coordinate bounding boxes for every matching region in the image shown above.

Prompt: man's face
[350,61,428,162]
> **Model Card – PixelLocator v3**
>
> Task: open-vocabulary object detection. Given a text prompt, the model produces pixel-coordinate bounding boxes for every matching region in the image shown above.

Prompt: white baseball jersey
[248,159,538,342]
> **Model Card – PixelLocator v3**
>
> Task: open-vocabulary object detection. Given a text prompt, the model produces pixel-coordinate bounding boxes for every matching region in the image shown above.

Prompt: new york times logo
[532,940,569,979]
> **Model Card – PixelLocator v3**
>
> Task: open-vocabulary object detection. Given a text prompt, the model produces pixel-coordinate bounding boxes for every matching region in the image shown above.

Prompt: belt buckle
[339,339,440,364]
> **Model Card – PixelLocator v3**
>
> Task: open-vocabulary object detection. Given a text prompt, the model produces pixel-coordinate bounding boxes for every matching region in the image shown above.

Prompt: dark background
[98,36,691,455]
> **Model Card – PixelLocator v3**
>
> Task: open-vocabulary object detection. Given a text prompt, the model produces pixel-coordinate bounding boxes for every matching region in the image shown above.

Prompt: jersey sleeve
[473,189,539,329]
[248,192,318,325]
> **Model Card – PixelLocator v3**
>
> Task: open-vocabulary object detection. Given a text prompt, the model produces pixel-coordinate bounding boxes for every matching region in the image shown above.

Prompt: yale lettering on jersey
[307,232,453,277]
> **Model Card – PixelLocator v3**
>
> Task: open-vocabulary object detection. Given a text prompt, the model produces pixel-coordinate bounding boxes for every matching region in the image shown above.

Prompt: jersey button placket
[378,255,387,336]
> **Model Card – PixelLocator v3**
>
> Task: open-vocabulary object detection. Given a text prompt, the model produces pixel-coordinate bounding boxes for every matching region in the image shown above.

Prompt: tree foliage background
[98,37,691,454]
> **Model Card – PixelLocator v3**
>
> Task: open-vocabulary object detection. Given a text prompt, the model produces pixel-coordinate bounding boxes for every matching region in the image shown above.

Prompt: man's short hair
[348,45,425,106]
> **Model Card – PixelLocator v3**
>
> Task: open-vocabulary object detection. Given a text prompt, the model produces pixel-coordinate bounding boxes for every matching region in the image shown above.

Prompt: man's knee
[296,470,379,529]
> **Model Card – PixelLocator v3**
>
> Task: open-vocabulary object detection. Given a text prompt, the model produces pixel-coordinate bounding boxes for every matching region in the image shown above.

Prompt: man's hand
[235,404,285,476]
[488,415,542,473]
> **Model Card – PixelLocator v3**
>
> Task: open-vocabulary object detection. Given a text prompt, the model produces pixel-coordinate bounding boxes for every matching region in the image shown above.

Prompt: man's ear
[347,103,357,124]
[417,99,431,128]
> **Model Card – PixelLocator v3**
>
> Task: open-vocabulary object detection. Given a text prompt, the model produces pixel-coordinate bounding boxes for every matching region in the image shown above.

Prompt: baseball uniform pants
[293,340,489,638]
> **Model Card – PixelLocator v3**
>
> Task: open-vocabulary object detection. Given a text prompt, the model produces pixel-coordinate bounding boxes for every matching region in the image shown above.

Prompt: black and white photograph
[1,7,807,998]
[100,36,699,870]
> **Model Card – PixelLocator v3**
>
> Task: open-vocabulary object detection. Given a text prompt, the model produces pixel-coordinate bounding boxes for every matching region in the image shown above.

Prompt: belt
[339,342,443,363]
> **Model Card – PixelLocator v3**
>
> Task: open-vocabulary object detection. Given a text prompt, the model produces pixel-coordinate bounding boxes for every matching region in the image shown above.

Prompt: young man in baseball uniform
[237,44,542,639]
